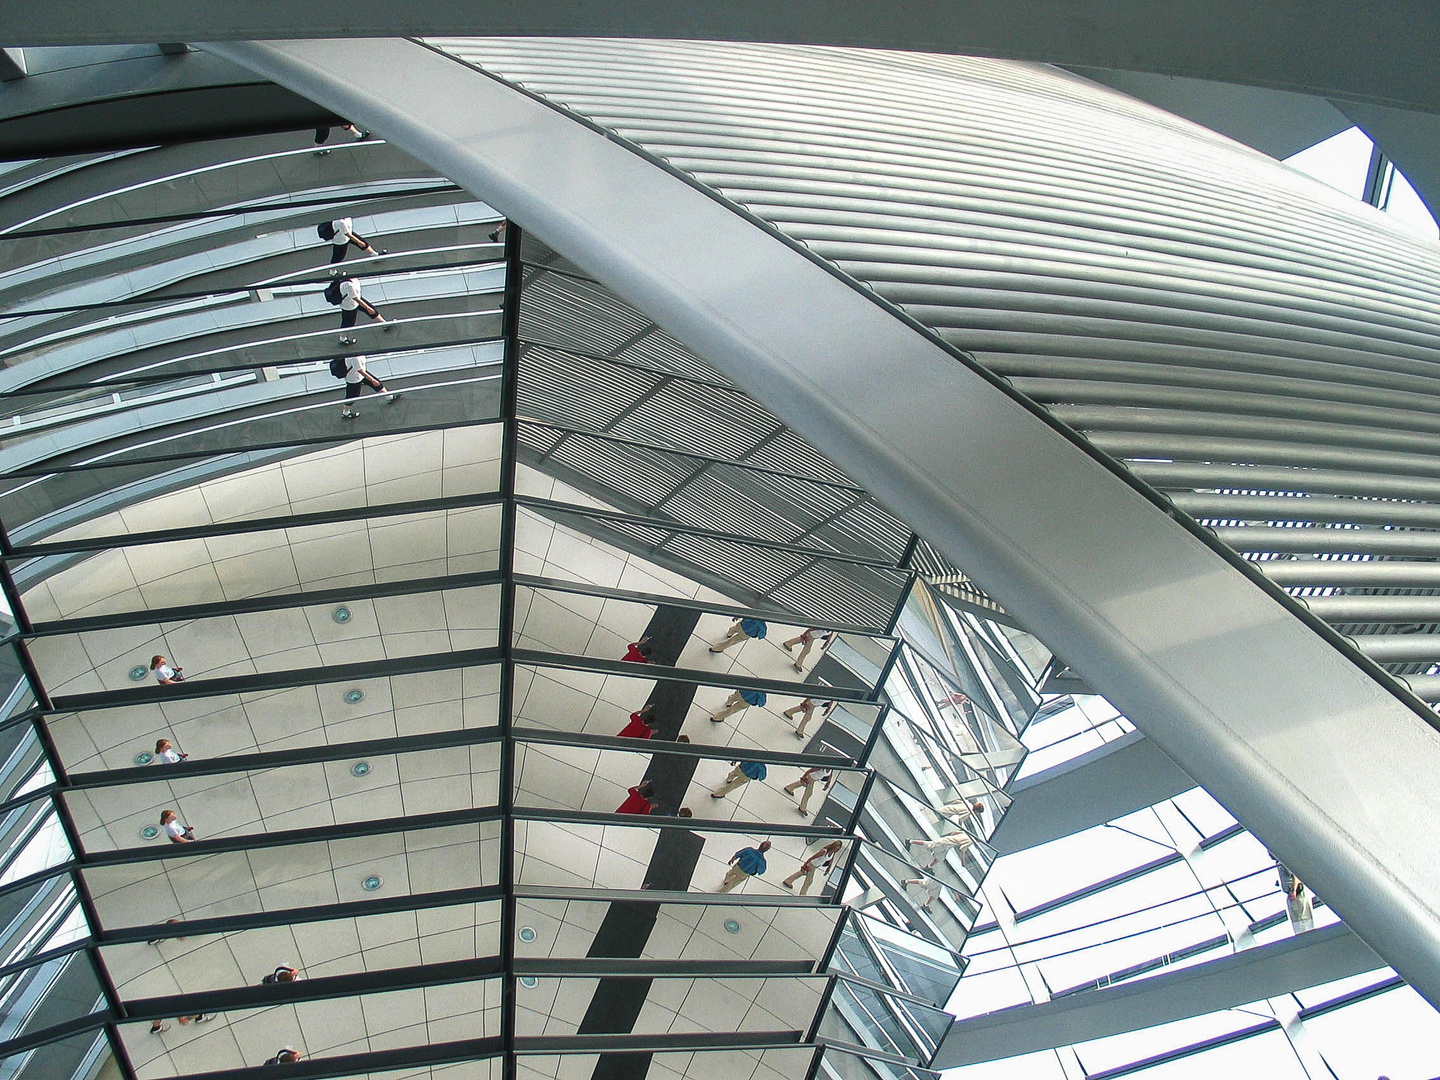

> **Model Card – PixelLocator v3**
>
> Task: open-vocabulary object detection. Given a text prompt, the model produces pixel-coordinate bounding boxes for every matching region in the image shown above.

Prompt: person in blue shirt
[710,759,767,800]
[709,617,767,654]
[709,688,767,723]
[719,841,771,893]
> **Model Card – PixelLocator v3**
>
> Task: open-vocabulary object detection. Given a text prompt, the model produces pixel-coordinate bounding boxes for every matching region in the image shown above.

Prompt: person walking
[314,122,368,154]
[709,617,767,654]
[718,841,770,893]
[320,216,386,268]
[710,760,766,800]
[150,655,184,684]
[264,1049,303,1065]
[782,697,834,739]
[331,276,387,345]
[782,628,834,672]
[336,354,399,419]
[904,877,942,913]
[621,638,653,663]
[709,688,766,724]
[617,704,659,739]
[783,765,834,817]
[906,832,973,869]
[782,839,843,894]
[152,739,187,764]
[160,810,195,843]
[935,800,986,829]
[616,781,659,815]
[261,965,301,985]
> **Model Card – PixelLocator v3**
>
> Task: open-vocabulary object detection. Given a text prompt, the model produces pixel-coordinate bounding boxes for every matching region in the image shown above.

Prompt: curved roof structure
[0,28,1438,1080]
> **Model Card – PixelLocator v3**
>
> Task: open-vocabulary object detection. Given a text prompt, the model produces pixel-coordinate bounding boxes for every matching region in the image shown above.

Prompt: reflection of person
[783,628,834,672]
[153,739,187,764]
[782,697,834,739]
[160,809,195,843]
[718,841,770,893]
[261,965,301,985]
[314,122,367,154]
[936,801,986,829]
[340,354,399,419]
[150,655,184,684]
[335,276,387,346]
[265,1049,303,1065]
[322,216,385,266]
[907,833,971,868]
[783,765,834,816]
[710,761,766,800]
[617,782,659,815]
[709,689,766,723]
[709,618,767,653]
[618,705,658,739]
[904,877,941,912]
[621,638,653,663]
[782,839,843,894]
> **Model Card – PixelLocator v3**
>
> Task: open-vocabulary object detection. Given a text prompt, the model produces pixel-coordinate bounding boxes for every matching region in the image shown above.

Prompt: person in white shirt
[160,810,195,843]
[325,216,385,268]
[336,277,387,345]
[149,655,184,684]
[340,355,400,419]
[153,739,187,764]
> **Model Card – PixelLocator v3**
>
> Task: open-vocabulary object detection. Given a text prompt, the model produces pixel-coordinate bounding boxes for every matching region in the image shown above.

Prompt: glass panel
[513,739,864,827]
[0,1029,110,1080]
[16,423,503,550]
[119,978,503,1078]
[104,900,502,999]
[513,974,825,1037]
[818,1045,939,1080]
[22,515,502,624]
[516,1047,815,1080]
[47,663,500,774]
[65,742,502,853]
[820,978,951,1064]
[84,820,502,929]
[0,950,104,1049]
[514,898,839,963]
[512,663,874,762]
[515,819,851,898]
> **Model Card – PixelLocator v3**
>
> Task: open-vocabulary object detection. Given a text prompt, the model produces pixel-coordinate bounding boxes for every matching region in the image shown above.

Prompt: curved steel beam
[9,2,1440,116]
[201,37,1440,1006]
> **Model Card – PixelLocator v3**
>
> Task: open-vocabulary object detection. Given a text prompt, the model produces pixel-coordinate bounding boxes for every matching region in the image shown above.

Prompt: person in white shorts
[336,277,387,345]
[325,216,385,268]
[340,355,400,420]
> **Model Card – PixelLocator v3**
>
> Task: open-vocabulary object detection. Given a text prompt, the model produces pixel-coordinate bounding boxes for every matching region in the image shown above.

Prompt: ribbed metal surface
[433,37,1440,688]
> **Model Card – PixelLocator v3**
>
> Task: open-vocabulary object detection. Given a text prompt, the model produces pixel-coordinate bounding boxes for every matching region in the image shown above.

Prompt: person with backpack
[331,354,399,419]
[708,617,767,654]
[260,965,300,985]
[326,276,387,345]
[709,759,767,800]
[708,688,766,724]
[319,216,385,268]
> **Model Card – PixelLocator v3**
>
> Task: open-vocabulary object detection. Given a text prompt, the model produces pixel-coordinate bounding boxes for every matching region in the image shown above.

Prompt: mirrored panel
[514,739,864,829]
[515,820,850,898]
[21,510,502,627]
[104,900,502,999]
[48,663,501,775]
[820,977,951,1067]
[84,820,502,928]
[513,664,877,762]
[847,844,980,947]
[66,742,502,853]
[843,909,964,1009]
[514,504,908,631]
[28,582,501,701]
[120,977,502,1078]
[0,1028,112,1080]
[515,1047,814,1080]
[514,974,824,1038]
[816,1045,939,1080]
[10,422,504,550]
[514,583,890,692]
[0,949,105,1051]
[514,898,838,964]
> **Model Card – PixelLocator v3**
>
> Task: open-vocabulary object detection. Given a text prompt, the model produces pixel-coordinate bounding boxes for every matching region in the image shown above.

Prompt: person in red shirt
[618,705,659,739]
[622,637,654,663]
[617,782,659,815]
